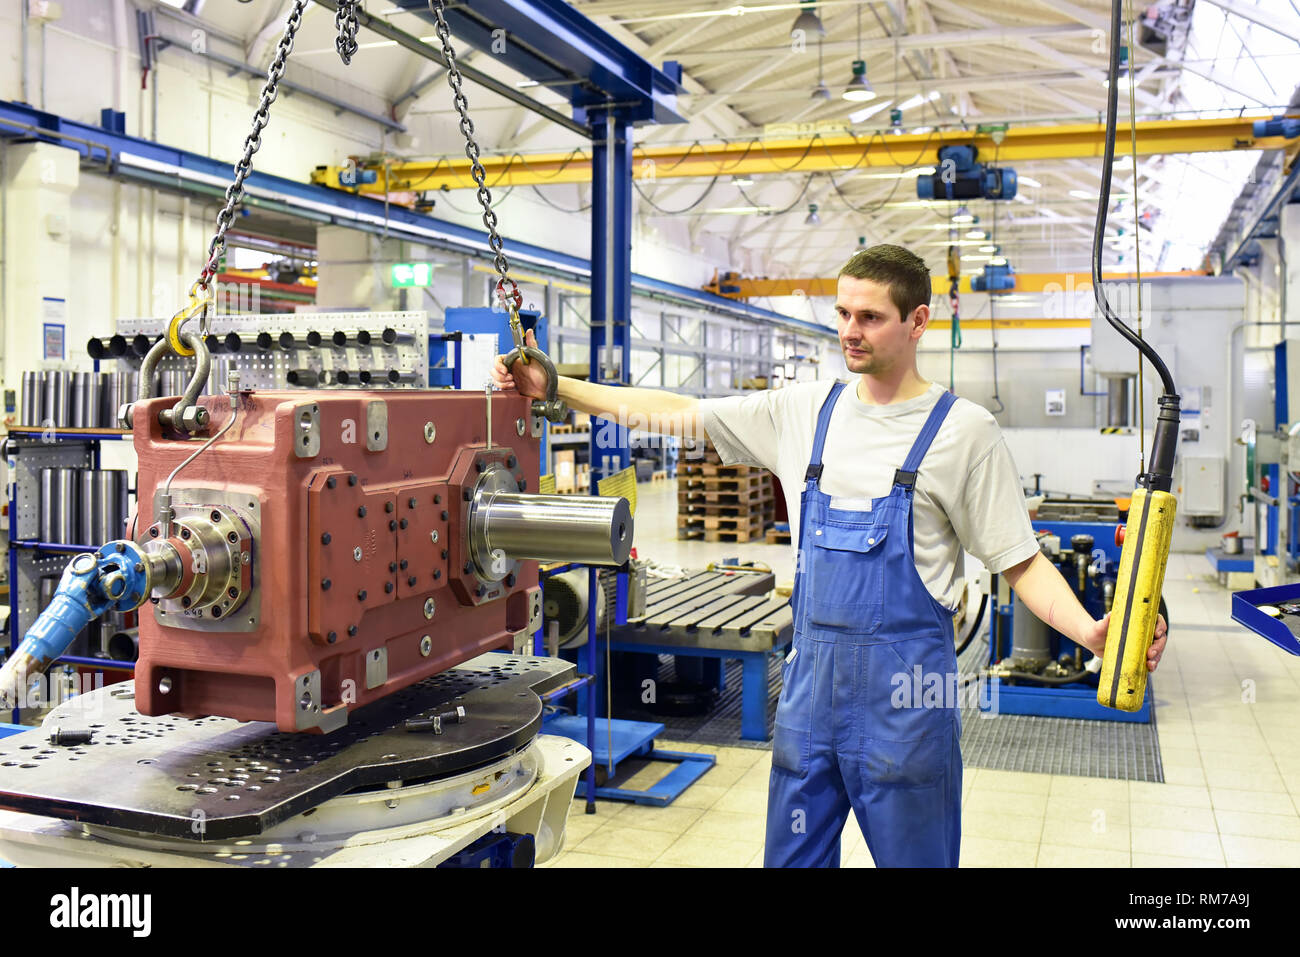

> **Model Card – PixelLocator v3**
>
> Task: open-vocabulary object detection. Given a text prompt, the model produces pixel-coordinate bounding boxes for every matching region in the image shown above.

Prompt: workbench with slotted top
[604,569,793,741]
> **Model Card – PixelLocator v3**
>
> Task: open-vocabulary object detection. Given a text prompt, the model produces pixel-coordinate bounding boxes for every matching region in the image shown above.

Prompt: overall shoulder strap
[805,381,846,486]
[893,390,958,491]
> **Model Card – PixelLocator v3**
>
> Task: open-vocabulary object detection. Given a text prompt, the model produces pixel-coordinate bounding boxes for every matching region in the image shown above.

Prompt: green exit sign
[391,262,435,287]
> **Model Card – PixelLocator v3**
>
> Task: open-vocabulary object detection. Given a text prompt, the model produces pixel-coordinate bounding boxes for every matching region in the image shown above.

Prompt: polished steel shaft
[474,490,632,568]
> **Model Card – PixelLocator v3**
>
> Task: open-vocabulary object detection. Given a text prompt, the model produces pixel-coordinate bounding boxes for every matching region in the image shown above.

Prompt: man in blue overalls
[492,243,1168,868]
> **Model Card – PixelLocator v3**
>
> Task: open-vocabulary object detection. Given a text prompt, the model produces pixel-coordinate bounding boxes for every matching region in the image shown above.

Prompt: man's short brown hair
[838,244,931,321]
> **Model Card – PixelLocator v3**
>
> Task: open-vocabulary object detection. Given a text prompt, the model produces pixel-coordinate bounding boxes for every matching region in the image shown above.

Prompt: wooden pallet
[703,513,763,532]
[704,528,765,543]
[549,424,592,435]
[765,528,792,545]
[678,497,770,512]
[679,463,762,478]
[678,489,773,506]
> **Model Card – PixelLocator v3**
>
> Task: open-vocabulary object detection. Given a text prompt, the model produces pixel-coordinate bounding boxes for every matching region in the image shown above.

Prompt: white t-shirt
[699,379,1039,610]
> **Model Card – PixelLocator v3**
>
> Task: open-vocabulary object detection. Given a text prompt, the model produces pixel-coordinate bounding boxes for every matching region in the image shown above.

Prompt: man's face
[834,275,927,377]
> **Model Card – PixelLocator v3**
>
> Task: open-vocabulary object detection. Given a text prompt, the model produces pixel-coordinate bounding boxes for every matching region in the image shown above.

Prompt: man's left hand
[1078,613,1168,671]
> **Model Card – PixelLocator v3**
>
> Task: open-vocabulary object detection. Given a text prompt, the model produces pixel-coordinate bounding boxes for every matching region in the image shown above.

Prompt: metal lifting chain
[427,0,526,357]
[177,0,359,354]
[335,0,361,65]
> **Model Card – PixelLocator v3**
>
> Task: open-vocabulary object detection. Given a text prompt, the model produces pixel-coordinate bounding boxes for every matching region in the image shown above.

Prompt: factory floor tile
[539,486,1300,867]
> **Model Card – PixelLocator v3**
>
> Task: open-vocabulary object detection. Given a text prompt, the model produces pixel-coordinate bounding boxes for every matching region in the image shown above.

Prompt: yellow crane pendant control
[1097,488,1176,711]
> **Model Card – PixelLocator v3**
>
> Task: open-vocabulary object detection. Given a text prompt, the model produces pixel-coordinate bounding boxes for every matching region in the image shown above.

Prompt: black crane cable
[1093,0,1175,398]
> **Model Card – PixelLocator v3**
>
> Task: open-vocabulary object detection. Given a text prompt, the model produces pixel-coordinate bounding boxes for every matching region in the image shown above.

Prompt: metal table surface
[618,569,792,652]
[0,653,573,841]
[605,570,793,741]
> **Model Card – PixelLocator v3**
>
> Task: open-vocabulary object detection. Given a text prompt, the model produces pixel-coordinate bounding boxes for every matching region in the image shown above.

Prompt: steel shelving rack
[4,425,137,724]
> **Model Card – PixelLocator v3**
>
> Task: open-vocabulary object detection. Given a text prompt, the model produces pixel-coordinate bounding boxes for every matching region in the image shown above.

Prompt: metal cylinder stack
[39,467,131,545]
[21,371,141,428]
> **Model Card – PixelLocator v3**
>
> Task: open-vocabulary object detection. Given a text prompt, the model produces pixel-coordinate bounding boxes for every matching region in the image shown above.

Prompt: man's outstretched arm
[1002,552,1168,672]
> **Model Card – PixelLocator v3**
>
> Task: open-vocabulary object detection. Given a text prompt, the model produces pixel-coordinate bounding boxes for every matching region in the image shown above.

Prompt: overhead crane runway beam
[313,117,1292,193]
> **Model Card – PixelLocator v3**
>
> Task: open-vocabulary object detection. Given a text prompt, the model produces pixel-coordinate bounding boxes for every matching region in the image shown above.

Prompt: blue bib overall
[764,381,962,868]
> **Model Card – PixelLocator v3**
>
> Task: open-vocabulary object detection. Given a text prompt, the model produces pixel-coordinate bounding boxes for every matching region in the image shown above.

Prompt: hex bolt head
[475,585,486,597]
[388,561,397,573]
[328,631,337,643]
[407,576,417,587]
[507,455,517,469]
[441,510,449,521]
[357,506,367,518]
[441,549,448,560]
[419,635,432,656]
[463,562,473,574]
[322,579,332,591]
[354,547,363,562]
[515,418,527,436]
[433,569,442,580]
[408,497,417,509]
[505,573,516,587]
[475,462,484,473]
[321,532,331,545]
[388,520,397,531]
[423,598,436,619]
[384,582,394,594]
[327,476,337,489]
[399,560,408,570]
[399,519,409,530]
[358,589,368,601]
[433,494,442,504]
[384,501,394,513]
[348,475,358,486]
[423,422,436,444]
[463,488,472,501]
[348,625,358,636]
[430,530,439,544]
[517,479,527,492]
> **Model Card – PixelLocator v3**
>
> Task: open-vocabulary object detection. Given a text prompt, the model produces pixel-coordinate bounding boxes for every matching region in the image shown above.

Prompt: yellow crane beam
[312,117,1289,193]
[702,270,1206,299]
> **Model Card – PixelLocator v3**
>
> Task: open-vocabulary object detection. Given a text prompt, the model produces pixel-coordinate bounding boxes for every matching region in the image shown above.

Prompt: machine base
[0,653,575,842]
[989,678,1153,723]
[0,733,589,867]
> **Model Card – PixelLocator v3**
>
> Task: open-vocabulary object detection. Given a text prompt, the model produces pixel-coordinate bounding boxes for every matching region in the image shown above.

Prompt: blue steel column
[589,112,633,483]
[582,111,634,811]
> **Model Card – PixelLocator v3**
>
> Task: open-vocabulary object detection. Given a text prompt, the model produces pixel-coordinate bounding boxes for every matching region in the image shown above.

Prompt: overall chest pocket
[805,522,889,634]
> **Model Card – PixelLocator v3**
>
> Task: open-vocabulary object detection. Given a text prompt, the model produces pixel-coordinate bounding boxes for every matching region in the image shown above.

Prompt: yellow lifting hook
[166,282,216,357]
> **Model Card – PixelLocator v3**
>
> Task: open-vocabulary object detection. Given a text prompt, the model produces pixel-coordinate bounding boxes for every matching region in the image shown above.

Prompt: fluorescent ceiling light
[731,175,754,187]
[951,205,974,223]
[1069,189,1095,200]
[896,90,942,112]
[1018,176,1041,188]
[967,229,987,239]
[978,244,998,253]
[989,256,1008,266]
[848,99,893,124]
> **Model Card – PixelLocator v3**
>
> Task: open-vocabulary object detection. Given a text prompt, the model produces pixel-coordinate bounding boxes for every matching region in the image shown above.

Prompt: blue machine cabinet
[988,519,1153,723]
